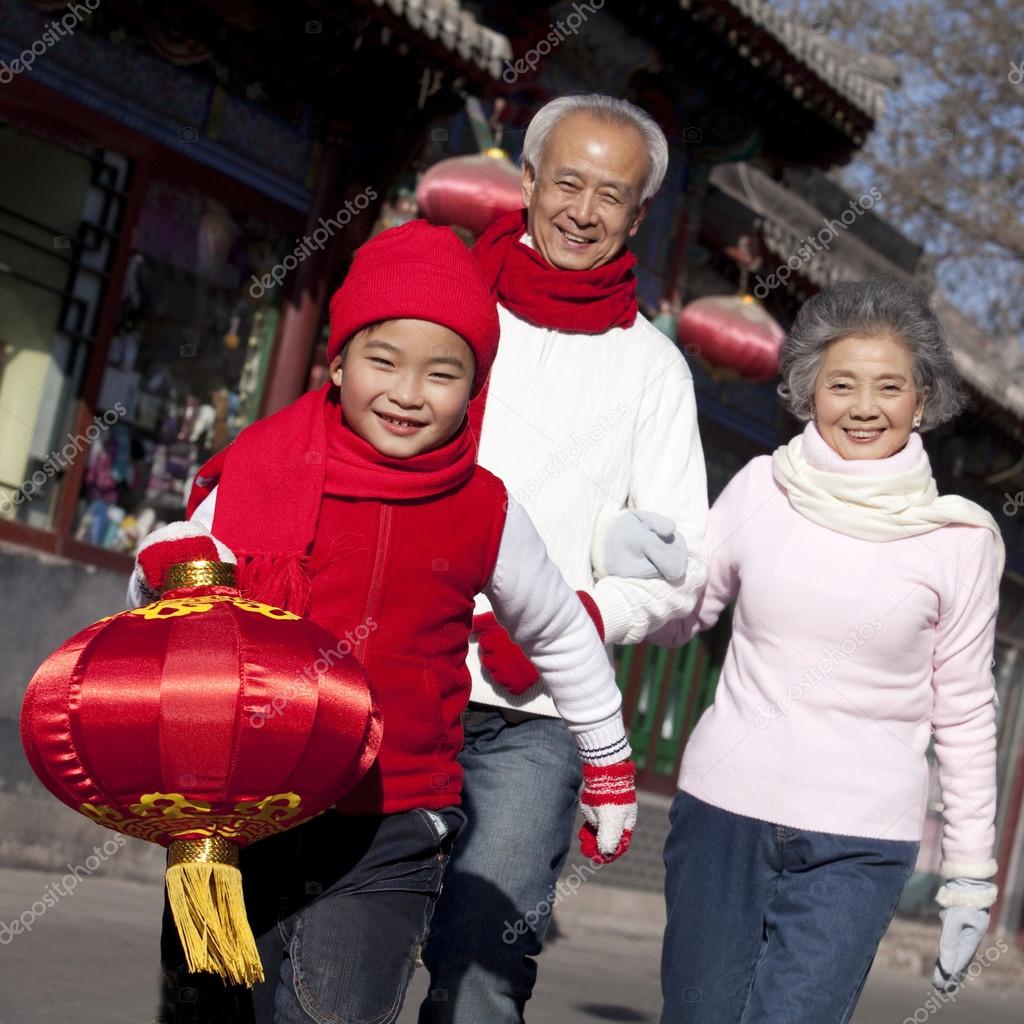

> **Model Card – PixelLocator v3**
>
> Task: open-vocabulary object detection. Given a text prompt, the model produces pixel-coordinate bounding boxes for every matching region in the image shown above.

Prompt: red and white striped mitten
[578,760,637,864]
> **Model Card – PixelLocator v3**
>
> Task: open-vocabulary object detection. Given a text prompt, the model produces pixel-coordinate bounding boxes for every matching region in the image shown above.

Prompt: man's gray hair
[522,94,669,204]
[777,280,965,430]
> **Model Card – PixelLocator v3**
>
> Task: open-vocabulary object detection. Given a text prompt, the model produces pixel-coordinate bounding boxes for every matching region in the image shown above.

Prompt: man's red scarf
[468,209,639,436]
[471,209,638,333]
[187,384,476,612]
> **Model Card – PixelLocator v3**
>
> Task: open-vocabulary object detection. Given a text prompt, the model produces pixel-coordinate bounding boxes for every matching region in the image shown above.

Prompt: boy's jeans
[419,709,583,1024]
[661,790,919,1024]
[159,806,464,1024]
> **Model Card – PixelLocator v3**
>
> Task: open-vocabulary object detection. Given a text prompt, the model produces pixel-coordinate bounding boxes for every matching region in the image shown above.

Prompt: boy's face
[330,319,475,458]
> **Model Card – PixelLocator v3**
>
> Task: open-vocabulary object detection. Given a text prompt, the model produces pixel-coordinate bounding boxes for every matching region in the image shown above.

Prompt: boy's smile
[330,319,476,458]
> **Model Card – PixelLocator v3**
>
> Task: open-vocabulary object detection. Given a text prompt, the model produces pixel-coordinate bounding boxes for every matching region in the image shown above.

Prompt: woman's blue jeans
[661,791,919,1024]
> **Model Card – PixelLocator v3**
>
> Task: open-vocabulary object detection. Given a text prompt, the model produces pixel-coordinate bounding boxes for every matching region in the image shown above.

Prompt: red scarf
[471,209,638,334]
[468,210,639,439]
[323,390,476,500]
[187,383,476,612]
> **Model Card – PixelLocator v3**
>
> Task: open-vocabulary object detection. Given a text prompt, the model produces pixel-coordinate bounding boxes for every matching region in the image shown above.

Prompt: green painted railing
[612,612,732,793]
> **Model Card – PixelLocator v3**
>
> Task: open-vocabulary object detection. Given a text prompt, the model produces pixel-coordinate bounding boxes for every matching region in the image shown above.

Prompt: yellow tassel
[165,837,264,986]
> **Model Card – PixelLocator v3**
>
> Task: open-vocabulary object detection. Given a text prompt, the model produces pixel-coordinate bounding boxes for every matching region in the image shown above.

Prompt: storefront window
[72,179,288,552]
[0,124,109,531]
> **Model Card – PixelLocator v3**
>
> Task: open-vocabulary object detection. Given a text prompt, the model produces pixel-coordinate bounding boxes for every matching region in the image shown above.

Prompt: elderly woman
[639,281,1003,1023]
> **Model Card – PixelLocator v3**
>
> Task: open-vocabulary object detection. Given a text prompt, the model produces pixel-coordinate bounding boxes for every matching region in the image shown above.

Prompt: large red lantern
[416,149,523,237]
[21,560,381,985]
[677,294,785,381]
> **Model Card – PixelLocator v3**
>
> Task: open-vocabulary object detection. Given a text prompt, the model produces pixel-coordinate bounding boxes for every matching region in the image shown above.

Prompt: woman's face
[813,334,926,461]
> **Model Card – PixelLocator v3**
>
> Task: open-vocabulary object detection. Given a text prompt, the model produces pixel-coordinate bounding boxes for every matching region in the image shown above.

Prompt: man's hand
[599,509,688,581]
[932,877,997,992]
[578,760,637,864]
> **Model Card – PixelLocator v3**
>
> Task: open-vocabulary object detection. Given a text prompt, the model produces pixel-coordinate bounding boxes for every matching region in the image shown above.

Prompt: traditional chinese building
[3,0,1021,946]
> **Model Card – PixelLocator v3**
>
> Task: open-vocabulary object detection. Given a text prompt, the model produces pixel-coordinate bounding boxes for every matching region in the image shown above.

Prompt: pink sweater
[656,425,999,864]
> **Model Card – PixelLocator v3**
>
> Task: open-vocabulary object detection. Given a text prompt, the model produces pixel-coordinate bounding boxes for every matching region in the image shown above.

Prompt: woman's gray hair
[521,94,669,204]
[777,280,965,430]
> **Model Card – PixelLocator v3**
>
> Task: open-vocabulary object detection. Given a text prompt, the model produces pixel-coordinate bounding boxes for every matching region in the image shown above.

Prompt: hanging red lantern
[21,559,381,986]
[677,294,785,381]
[144,24,213,66]
[416,149,523,237]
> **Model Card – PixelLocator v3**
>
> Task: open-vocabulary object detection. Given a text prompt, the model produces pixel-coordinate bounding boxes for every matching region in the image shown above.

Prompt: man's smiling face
[522,112,650,272]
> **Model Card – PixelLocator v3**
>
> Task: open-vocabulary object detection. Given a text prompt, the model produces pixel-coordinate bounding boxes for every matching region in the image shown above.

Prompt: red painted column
[260,131,379,415]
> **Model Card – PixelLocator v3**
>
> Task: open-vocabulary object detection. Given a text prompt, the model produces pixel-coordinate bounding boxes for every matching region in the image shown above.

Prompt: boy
[132,221,636,1024]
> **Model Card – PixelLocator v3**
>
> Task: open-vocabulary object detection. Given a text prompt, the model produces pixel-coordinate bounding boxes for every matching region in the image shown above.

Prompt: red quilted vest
[290,470,506,814]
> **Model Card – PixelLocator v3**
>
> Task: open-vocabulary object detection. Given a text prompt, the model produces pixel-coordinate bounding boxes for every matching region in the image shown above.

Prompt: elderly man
[419,94,709,1024]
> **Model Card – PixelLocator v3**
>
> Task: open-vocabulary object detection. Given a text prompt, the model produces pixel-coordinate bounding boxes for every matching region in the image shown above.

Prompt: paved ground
[0,868,1018,1023]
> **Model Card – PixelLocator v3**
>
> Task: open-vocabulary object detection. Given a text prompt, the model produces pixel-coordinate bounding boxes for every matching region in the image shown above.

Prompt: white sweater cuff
[594,587,636,646]
[936,882,999,909]
[571,717,632,766]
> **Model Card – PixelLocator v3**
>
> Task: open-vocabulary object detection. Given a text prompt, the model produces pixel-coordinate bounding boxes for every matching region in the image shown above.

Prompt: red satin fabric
[21,589,382,846]
[676,295,784,381]
[416,154,523,238]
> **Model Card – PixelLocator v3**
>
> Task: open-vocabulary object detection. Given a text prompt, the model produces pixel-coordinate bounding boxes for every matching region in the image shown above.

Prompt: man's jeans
[419,709,583,1024]
[661,791,919,1024]
[159,807,464,1024]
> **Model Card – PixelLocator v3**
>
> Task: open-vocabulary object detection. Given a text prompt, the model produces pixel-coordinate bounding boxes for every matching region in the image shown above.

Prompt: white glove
[931,877,997,992]
[595,509,688,582]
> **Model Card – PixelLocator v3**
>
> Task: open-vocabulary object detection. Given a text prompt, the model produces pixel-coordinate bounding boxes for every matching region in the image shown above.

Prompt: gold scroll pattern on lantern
[80,792,305,844]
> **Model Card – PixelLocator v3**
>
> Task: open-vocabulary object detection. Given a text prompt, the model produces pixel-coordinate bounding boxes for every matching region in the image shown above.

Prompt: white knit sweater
[469,302,709,716]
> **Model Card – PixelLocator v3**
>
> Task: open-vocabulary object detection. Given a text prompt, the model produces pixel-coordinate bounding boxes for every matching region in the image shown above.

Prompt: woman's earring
[913,411,922,428]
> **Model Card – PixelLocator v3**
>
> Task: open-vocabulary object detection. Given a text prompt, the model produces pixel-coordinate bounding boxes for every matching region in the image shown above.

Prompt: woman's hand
[932,877,998,991]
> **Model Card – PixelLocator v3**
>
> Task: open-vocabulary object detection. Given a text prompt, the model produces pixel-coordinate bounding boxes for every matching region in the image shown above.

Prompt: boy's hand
[578,760,637,864]
[473,593,605,697]
[134,521,237,602]
[597,509,688,581]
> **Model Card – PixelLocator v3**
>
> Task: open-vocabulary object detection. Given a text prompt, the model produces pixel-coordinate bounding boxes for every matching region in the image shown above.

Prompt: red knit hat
[327,220,500,398]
